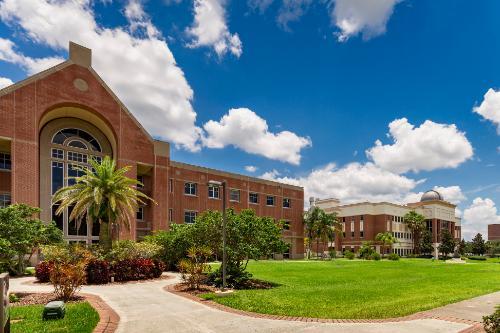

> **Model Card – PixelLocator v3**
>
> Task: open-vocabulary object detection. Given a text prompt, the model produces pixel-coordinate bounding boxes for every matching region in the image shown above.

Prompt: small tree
[303,206,322,259]
[404,211,426,254]
[314,211,341,259]
[375,232,398,257]
[438,229,456,258]
[0,204,63,275]
[419,230,434,255]
[471,233,487,256]
[486,241,500,258]
[457,239,467,256]
[53,157,155,251]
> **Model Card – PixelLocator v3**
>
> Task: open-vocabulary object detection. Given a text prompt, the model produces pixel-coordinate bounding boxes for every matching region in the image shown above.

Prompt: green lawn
[203,259,500,319]
[10,302,99,333]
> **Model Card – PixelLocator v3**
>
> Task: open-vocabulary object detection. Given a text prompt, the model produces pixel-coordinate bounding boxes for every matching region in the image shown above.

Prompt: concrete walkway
[10,274,496,333]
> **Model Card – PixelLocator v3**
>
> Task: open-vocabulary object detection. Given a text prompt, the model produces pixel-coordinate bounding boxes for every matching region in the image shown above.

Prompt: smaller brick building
[0,42,305,258]
[312,190,461,256]
[488,224,500,241]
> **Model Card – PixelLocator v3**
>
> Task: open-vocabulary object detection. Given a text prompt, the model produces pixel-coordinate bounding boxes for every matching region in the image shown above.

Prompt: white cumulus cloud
[186,0,242,57]
[331,0,401,42]
[0,0,201,151]
[473,88,500,134]
[264,162,423,205]
[0,76,13,89]
[202,108,311,165]
[245,165,258,172]
[366,118,474,174]
[277,0,312,30]
[462,197,500,240]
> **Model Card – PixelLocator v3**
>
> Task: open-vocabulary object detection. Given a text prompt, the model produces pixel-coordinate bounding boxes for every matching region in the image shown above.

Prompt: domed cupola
[420,190,444,202]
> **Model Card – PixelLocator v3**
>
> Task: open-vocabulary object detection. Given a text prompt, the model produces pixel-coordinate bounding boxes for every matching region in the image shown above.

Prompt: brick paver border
[164,284,484,333]
[82,293,120,333]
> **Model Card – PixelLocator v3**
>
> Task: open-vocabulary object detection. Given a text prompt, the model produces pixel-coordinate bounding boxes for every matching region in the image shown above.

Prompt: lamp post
[208,180,227,291]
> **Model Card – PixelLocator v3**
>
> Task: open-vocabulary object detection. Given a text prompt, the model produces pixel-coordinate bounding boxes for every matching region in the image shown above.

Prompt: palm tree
[304,206,322,259]
[314,211,341,260]
[375,232,398,257]
[404,211,425,255]
[53,156,155,251]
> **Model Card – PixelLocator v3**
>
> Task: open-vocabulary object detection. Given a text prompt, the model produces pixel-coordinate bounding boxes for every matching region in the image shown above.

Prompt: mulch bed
[10,292,84,306]
[173,278,275,296]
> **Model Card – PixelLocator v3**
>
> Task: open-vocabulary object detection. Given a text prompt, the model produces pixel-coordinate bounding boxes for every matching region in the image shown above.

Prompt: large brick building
[312,190,461,256]
[488,224,500,241]
[0,42,305,258]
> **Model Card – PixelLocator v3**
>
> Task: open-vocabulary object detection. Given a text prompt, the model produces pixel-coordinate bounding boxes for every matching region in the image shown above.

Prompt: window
[230,189,240,202]
[137,175,144,189]
[360,221,364,238]
[249,192,259,204]
[360,231,364,238]
[0,153,11,170]
[51,161,64,194]
[266,195,275,206]
[208,185,220,199]
[51,148,63,160]
[0,193,10,208]
[67,164,86,186]
[68,140,88,150]
[282,220,290,230]
[184,211,197,224]
[67,151,87,163]
[184,182,197,196]
[168,208,173,222]
[360,215,364,221]
[283,198,291,208]
[52,128,101,152]
[137,207,144,220]
[169,179,174,193]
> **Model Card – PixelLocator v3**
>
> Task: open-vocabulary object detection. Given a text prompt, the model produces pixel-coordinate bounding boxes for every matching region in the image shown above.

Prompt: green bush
[144,226,195,270]
[468,256,487,261]
[9,293,19,303]
[387,253,400,261]
[329,249,337,259]
[483,306,500,333]
[105,240,162,262]
[371,253,381,261]
[358,242,376,260]
[344,250,355,260]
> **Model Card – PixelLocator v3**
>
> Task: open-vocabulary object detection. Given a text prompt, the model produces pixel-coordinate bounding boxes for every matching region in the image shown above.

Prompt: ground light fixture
[208,180,227,292]
[42,301,66,320]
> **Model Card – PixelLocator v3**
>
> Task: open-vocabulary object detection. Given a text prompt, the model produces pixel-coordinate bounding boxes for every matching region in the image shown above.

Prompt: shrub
[358,242,376,260]
[328,249,337,260]
[207,264,253,289]
[468,256,487,261]
[112,258,164,281]
[387,253,400,261]
[344,250,355,260]
[9,293,19,303]
[86,260,110,284]
[106,240,162,262]
[371,253,381,261]
[42,244,92,301]
[35,261,54,283]
[178,246,212,290]
[483,306,500,333]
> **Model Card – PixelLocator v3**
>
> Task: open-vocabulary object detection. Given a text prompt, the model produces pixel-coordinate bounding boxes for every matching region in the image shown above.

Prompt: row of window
[183,182,291,207]
[0,152,11,170]
[342,215,364,222]
[393,232,412,240]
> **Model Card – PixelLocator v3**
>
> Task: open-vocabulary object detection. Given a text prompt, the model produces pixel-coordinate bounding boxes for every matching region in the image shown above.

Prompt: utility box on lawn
[0,273,9,333]
[43,301,66,320]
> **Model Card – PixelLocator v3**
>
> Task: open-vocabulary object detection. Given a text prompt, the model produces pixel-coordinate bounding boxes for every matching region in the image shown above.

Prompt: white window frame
[208,185,220,199]
[184,182,197,196]
[229,189,240,202]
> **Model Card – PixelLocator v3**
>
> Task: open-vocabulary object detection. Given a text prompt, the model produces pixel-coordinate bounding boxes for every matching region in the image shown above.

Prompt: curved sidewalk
[10,274,496,333]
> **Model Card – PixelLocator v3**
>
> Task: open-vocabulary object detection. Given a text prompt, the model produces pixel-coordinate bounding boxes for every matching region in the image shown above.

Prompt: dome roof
[420,190,444,202]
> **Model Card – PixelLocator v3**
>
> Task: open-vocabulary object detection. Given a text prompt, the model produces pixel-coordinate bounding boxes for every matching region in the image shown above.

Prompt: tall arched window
[49,128,107,244]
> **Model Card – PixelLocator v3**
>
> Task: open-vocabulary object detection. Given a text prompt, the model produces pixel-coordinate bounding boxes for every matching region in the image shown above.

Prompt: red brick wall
[488,224,500,241]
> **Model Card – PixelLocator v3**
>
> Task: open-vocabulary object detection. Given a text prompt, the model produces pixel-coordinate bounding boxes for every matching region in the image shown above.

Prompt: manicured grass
[202,259,500,319]
[10,301,99,333]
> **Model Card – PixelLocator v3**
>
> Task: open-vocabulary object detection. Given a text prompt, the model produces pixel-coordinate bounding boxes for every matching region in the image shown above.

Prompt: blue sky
[0,0,499,239]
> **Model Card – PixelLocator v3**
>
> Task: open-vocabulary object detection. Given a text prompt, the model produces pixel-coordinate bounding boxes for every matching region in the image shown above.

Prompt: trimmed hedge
[86,260,110,284]
[36,258,165,284]
[468,256,487,261]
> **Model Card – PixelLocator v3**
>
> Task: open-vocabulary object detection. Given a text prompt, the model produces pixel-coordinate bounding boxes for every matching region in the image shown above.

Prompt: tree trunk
[99,220,112,251]
[316,238,320,259]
